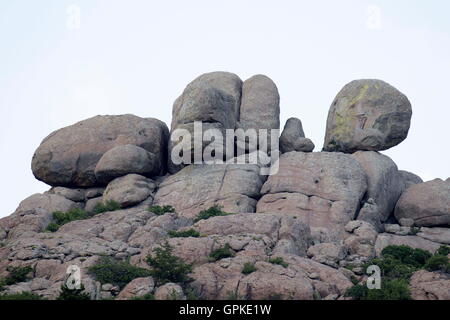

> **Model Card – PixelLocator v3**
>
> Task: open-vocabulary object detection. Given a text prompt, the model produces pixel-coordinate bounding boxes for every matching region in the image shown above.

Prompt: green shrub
[345,279,411,300]
[88,257,152,289]
[381,245,432,268]
[241,262,257,275]
[57,284,90,300]
[168,229,201,238]
[268,257,288,268]
[132,294,155,300]
[1,266,33,286]
[146,242,193,286]
[209,243,235,262]
[194,205,231,223]
[92,200,121,214]
[436,245,450,256]
[148,205,175,215]
[425,255,450,272]
[0,292,42,300]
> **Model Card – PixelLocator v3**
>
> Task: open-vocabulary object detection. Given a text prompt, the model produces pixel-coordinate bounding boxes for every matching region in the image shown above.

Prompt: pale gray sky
[1,0,449,218]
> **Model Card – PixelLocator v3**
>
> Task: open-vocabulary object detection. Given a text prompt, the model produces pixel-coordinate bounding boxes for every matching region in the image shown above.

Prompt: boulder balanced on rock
[323,79,412,153]
[279,117,315,153]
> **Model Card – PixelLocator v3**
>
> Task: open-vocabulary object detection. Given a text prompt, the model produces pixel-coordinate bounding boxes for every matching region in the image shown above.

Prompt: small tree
[146,242,193,286]
[57,284,90,300]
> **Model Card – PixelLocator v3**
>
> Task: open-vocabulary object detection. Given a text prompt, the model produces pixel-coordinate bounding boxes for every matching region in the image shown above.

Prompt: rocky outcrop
[0,193,79,240]
[279,118,315,153]
[257,152,367,242]
[32,115,169,187]
[394,179,450,227]
[154,162,266,219]
[323,79,412,153]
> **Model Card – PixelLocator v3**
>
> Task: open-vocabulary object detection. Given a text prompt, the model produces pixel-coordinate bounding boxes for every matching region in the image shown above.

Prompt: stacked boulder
[0,73,449,301]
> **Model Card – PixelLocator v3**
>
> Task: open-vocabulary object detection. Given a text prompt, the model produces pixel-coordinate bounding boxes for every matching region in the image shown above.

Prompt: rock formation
[0,73,448,301]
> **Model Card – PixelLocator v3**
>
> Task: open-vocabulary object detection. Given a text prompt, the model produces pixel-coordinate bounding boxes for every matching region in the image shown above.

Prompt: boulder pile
[0,73,448,300]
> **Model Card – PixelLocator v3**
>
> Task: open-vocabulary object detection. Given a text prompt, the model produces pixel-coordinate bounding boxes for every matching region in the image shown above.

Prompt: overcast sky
[1,0,449,218]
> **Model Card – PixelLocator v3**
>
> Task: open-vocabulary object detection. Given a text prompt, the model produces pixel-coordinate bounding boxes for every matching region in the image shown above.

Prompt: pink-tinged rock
[257,152,367,242]
[395,179,450,227]
[374,234,442,256]
[409,270,450,300]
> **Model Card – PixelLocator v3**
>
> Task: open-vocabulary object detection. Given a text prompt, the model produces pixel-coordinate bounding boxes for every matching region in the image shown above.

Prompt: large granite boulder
[256,152,367,242]
[94,144,158,184]
[32,115,169,187]
[323,79,412,153]
[279,118,315,153]
[352,151,404,223]
[237,75,280,152]
[394,179,450,227]
[154,161,266,219]
[168,72,242,173]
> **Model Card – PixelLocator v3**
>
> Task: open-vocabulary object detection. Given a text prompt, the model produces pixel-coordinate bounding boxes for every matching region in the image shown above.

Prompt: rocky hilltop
[0,72,449,300]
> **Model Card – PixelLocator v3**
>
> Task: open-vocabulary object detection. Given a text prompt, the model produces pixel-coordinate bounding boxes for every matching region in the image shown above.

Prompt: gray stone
[48,187,85,202]
[323,79,412,153]
[280,118,315,153]
[168,72,242,173]
[399,170,423,189]
[95,144,159,184]
[32,114,168,187]
[417,227,450,245]
[374,234,442,256]
[154,283,185,300]
[103,174,157,208]
[238,75,280,152]
[395,179,450,227]
[352,151,404,222]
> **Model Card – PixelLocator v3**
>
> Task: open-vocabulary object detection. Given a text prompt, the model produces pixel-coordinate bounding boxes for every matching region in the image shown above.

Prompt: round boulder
[32,115,169,187]
[323,79,412,153]
[280,118,315,153]
[95,144,158,184]
[394,179,450,227]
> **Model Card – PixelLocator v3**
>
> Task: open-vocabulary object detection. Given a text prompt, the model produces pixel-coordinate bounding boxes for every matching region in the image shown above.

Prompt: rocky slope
[0,72,449,300]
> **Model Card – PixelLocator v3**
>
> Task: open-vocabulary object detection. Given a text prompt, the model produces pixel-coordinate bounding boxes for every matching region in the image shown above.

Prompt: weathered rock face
[323,80,412,153]
[417,227,450,245]
[352,151,404,223]
[94,145,158,184]
[257,152,367,242]
[192,213,313,256]
[103,174,157,208]
[154,162,266,219]
[399,170,423,189]
[116,277,155,300]
[168,72,243,173]
[374,234,442,256]
[238,75,280,152]
[395,179,450,227]
[409,270,450,300]
[0,193,79,240]
[280,118,315,153]
[32,115,169,187]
